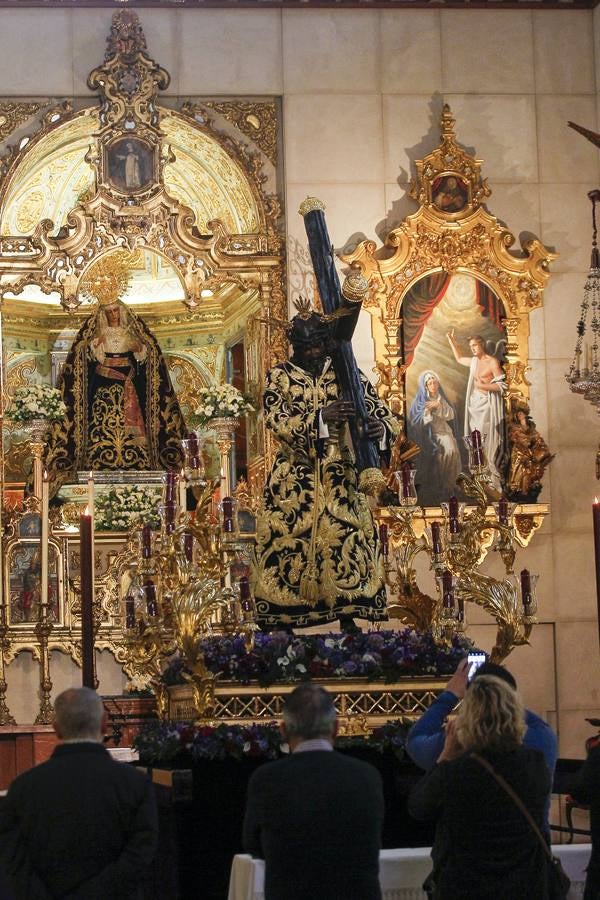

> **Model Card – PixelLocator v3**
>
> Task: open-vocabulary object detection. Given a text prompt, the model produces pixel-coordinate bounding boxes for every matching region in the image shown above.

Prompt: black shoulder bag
[471,752,570,899]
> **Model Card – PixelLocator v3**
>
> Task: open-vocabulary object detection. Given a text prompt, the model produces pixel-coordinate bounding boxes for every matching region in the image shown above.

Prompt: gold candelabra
[379,439,543,662]
[120,445,257,721]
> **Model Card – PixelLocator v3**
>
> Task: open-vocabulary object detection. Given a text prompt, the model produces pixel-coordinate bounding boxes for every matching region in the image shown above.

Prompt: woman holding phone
[408,675,552,899]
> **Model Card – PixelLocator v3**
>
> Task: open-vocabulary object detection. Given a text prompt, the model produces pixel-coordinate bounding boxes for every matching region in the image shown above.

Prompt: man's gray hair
[282,683,337,740]
[54,687,103,741]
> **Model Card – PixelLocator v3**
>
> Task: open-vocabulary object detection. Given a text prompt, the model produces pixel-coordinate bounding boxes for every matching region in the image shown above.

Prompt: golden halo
[78,251,135,308]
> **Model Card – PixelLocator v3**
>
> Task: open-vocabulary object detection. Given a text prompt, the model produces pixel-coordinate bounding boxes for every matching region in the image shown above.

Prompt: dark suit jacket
[570,743,600,899]
[0,742,158,900]
[408,746,551,900]
[243,749,384,900]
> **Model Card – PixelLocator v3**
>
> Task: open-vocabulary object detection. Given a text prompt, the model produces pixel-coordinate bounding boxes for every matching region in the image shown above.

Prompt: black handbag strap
[471,752,553,862]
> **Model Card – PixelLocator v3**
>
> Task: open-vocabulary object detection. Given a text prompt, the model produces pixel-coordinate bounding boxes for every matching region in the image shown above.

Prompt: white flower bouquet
[195,383,254,426]
[94,485,161,532]
[8,384,67,424]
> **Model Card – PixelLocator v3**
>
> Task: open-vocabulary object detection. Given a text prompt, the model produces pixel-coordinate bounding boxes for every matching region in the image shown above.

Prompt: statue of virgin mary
[44,254,187,484]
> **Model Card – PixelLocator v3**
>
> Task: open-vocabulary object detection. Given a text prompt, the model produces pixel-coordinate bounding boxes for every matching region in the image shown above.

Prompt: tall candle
[593,499,600,649]
[179,468,187,512]
[164,501,176,534]
[183,532,194,563]
[87,471,95,608]
[520,568,532,608]
[378,522,389,557]
[498,496,509,527]
[401,463,411,498]
[448,496,460,535]
[431,521,442,554]
[239,575,253,615]
[41,470,49,611]
[442,569,454,608]
[144,579,158,618]
[79,509,95,689]
[471,430,484,466]
[222,496,234,533]
[141,524,152,559]
[125,594,136,630]
[164,471,177,503]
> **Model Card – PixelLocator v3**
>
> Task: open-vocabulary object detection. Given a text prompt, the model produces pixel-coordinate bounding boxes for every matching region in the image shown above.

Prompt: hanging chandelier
[565,189,600,420]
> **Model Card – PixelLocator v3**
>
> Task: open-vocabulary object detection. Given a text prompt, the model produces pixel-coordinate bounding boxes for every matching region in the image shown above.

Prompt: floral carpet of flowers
[95,485,161,532]
[133,718,412,766]
[195,382,254,426]
[8,384,67,423]
[162,629,473,689]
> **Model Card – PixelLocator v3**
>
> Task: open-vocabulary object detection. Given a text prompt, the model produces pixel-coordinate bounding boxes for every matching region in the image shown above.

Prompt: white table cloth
[228,844,590,900]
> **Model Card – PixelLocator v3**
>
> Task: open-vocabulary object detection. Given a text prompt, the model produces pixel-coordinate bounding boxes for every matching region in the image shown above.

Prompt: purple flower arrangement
[133,718,412,766]
[161,628,474,689]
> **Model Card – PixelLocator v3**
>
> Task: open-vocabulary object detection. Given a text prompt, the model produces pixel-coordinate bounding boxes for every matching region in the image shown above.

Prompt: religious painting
[7,541,60,625]
[106,136,154,194]
[431,174,469,215]
[403,272,507,507]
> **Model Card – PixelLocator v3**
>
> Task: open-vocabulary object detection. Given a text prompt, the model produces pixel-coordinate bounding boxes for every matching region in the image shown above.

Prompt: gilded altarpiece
[0,11,286,691]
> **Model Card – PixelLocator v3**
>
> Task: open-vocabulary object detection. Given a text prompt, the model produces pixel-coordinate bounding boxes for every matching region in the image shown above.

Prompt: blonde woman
[408,675,551,899]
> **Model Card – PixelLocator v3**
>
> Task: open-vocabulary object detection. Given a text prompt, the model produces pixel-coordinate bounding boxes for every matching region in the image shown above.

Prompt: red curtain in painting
[402,273,450,366]
[476,280,505,331]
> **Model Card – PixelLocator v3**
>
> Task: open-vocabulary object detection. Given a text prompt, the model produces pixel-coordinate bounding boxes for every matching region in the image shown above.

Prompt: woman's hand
[437,719,463,763]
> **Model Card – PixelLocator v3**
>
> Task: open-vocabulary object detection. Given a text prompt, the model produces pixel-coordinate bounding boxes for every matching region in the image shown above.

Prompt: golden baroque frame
[343,104,557,426]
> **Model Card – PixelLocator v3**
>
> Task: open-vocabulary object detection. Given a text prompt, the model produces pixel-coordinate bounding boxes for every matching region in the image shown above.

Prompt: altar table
[227,844,591,900]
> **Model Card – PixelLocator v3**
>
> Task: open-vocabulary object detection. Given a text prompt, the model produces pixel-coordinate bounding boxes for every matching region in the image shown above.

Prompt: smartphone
[467,652,486,682]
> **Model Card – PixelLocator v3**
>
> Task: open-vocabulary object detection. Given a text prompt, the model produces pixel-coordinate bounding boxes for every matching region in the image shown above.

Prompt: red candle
[442,569,454,608]
[125,594,136,630]
[401,463,411,498]
[144,579,158,617]
[431,521,442,554]
[141,524,152,559]
[471,429,482,449]
[79,511,95,689]
[164,501,176,533]
[498,497,509,527]
[520,568,532,607]
[183,532,194,563]
[187,432,199,455]
[594,500,600,649]
[379,523,389,557]
[448,496,459,534]
[222,496,234,533]
[164,471,177,502]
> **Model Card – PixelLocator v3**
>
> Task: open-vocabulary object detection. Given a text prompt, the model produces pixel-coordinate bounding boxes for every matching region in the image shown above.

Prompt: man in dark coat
[243,683,384,900]
[0,687,158,899]
[570,741,600,899]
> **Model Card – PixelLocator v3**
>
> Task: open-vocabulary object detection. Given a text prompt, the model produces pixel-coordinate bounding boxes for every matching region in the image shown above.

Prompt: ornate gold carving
[201,100,278,167]
[167,355,206,420]
[0,102,47,143]
[298,196,326,217]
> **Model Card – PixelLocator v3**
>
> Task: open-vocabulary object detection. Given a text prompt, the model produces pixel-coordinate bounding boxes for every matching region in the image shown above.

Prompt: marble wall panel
[282,10,379,95]
[73,9,180,95]
[283,94,384,184]
[380,10,442,96]
[0,10,73,96]
[382,94,445,183]
[533,10,596,95]
[550,447,598,533]
[545,358,599,450]
[486,183,541,252]
[540,185,596,274]
[440,10,534,95]
[544,273,591,361]
[179,10,283,95]
[556,622,600,715]
[528,307,546,364]
[552,529,598,622]
[443,94,538,183]
[537,95,600,185]
[384,182,416,235]
[527,357,550,454]
[5,651,39,726]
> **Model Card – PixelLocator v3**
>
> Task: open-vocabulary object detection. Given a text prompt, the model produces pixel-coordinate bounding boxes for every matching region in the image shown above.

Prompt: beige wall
[1,7,599,756]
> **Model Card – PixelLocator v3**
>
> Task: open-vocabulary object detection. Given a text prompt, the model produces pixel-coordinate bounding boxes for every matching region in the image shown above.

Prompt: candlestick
[378,523,389,557]
[164,471,177,503]
[144,579,158,618]
[594,499,600,649]
[401,463,411,498]
[87,471,95,609]
[520,568,532,607]
[79,509,95,689]
[431,521,442,554]
[41,470,49,611]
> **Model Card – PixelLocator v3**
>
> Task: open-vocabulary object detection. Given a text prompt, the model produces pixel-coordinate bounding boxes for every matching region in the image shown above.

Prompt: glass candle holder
[520,568,539,616]
[162,470,179,504]
[394,465,418,507]
[158,502,177,534]
[218,496,239,537]
[441,497,466,538]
